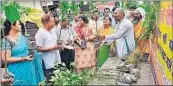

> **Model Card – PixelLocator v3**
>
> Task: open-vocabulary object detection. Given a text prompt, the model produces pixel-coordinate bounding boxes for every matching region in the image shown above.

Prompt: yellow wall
[156,1,172,85]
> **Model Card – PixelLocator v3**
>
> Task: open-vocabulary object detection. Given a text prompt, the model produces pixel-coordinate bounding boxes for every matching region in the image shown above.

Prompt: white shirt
[53,26,77,45]
[35,28,61,69]
[104,18,135,58]
[88,19,103,35]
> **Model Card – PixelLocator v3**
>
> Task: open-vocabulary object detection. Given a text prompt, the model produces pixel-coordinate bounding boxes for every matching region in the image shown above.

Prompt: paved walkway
[1,57,155,85]
[88,57,155,85]
[132,62,155,85]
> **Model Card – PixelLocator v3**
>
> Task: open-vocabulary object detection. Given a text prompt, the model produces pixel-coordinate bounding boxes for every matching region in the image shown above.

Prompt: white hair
[115,8,125,16]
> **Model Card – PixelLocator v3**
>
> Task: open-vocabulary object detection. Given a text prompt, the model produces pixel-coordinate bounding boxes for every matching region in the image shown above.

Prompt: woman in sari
[74,15,97,73]
[97,16,114,67]
[1,20,44,85]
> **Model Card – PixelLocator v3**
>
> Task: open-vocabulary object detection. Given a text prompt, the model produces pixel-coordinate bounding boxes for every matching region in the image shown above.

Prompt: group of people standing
[1,6,148,85]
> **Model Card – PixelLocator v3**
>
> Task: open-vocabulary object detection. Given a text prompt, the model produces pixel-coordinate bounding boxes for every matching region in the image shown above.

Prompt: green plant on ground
[126,50,141,67]
[49,63,94,85]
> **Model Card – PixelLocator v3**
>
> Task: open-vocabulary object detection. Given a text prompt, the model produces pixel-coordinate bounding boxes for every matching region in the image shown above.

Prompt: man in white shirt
[35,14,63,82]
[53,18,78,70]
[100,8,135,62]
[88,10,103,36]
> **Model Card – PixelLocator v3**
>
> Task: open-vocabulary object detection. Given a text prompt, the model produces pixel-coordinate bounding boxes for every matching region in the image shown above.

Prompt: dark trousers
[42,60,54,84]
[60,49,75,70]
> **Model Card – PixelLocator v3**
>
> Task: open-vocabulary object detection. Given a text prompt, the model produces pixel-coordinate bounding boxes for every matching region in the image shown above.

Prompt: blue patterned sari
[1,34,45,85]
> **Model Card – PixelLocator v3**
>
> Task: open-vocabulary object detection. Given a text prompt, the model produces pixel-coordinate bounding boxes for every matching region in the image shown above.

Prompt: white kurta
[88,19,103,35]
[104,18,135,58]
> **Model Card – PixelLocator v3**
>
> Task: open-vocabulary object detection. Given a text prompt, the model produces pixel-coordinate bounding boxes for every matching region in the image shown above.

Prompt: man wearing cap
[133,7,149,60]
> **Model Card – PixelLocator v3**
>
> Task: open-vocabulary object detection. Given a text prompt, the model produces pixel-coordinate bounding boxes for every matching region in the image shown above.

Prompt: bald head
[41,14,53,24]
[113,8,125,21]
[115,8,125,16]
[41,14,55,30]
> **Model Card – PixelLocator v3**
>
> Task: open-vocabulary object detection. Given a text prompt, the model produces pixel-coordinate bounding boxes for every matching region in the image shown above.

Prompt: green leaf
[79,1,84,7]
[53,69,60,74]
[1,0,8,12]
[5,5,20,23]
[49,76,56,82]
[71,1,78,12]
[63,1,69,9]
[66,77,71,81]
[70,5,75,12]
[14,3,21,9]
[54,80,59,85]
[9,1,15,6]
[63,82,69,85]
[72,75,79,80]
[61,63,66,66]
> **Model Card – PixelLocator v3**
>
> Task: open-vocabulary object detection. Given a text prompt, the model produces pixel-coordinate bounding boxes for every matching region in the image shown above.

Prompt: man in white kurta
[88,10,103,36]
[102,8,135,61]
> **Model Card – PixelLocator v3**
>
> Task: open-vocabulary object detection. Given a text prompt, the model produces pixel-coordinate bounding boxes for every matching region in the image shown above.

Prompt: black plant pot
[81,40,87,49]
[94,39,101,48]
[57,40,63,45]
[66,40,72,45]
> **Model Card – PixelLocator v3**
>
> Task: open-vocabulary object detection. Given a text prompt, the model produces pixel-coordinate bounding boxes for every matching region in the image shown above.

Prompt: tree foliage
[140,1,161,40]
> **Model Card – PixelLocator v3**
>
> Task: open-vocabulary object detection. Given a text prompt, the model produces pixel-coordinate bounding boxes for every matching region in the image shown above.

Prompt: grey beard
[133,19,140,24]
